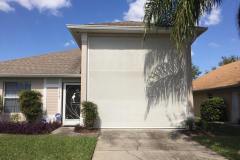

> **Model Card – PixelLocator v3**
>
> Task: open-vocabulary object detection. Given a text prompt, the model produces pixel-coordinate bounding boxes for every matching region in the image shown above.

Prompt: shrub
[0,95,3,113]
[200,97,227,122]
[184,117,195,131]
[81,101,98,128]
[0,121,61,134]
[19,90,43,122]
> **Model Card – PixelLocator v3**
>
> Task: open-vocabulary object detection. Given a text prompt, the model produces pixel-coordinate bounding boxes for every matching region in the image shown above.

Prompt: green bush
[200,97,227,122]
[81,101,98,128]
[0,95,3,113]
[19,90,43,123]
[184,117,195,131]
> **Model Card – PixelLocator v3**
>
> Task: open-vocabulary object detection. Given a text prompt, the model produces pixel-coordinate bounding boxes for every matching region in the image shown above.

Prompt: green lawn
[0,135,97,160]
[192,123,240,160]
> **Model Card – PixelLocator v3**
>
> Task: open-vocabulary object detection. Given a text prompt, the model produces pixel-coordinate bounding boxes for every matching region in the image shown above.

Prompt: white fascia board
[0,74,81,78]
[66,24,207,35]
[67,24,168,34]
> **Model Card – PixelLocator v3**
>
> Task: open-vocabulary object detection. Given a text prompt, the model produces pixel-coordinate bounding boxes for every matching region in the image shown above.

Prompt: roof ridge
[0,48,80,64]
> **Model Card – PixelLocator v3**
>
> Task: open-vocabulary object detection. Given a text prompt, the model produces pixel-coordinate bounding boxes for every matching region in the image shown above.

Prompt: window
[4,82,31,113]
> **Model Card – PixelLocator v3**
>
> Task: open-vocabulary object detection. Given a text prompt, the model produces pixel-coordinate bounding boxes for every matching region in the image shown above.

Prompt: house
[193,60,240,123]
[0,21,206,128]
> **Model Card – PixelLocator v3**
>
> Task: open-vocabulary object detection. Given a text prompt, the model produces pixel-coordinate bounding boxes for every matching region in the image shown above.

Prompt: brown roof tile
[193,60,240,91]
[0,49,81,76]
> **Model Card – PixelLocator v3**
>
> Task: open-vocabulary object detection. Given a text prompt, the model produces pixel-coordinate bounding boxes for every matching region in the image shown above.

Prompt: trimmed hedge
[19,90,43,122]
[81,101,98,128]
[200,97,227,122]
[0,122,61,134]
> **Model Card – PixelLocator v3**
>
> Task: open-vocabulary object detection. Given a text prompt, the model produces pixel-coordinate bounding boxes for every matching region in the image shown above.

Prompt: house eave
[193,83,240,92]
[0,74,81,78]
[67,24,207,35]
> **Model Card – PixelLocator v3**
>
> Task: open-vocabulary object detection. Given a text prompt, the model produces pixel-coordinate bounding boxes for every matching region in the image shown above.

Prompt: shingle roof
[0,49,81,77]
[193,60,240,91]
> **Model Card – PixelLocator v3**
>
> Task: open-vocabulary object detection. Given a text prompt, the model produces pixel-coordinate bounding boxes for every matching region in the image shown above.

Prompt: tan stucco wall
[87,34,193,128]
[193,92,208,117]
[31,78,44,95]
[193,87,240,121]
[46,87,58,115]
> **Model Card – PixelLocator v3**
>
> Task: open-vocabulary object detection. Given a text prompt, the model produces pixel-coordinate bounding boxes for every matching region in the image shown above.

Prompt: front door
[63,83,81,125]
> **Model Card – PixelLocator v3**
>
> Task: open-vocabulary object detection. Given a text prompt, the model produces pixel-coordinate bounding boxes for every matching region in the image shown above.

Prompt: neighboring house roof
[0,49,81,77]
[193,60,240,91]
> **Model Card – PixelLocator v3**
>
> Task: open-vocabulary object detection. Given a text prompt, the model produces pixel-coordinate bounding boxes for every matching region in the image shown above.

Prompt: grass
[0,135,97,160]
[192,123,240,160]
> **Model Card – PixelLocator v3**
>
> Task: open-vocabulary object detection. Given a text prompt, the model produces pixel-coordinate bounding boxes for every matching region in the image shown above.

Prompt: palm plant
[144,0,240,50]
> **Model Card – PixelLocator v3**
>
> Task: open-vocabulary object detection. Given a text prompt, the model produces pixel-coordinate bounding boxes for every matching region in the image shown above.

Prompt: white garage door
[87,35,190,128]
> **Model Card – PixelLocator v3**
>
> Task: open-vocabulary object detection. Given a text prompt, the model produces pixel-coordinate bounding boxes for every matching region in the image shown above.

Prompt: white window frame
[3,81,31,113]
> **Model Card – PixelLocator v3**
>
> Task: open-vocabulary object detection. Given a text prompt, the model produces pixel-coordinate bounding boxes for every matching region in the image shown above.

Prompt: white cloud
[64,42,70,47]
[113,19,120,22]
[70,40,75,45]
[200,6,221,26]
[208,42,220,48]
[0,0,71,15]
[0,1,14,12]
[124,1,221,25]
[191,51,195,56]
[123,0,146,21]
[64,39,76,47]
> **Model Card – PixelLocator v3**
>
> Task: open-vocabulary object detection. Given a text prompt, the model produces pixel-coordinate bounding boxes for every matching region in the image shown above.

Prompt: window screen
[4,81,31,113]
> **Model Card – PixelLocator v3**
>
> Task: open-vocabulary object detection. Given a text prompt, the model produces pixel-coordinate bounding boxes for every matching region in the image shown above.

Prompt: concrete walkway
[92,129,226,160]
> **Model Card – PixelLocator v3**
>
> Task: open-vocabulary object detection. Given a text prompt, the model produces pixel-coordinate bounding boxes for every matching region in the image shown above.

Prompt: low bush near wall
[19,90,43,123]
[0,122,61,134]
[82,101,98,128]
[200,97,227,122]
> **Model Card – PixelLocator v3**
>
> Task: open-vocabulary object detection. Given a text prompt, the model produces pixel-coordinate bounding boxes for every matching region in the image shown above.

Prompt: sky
[0,0,240,73]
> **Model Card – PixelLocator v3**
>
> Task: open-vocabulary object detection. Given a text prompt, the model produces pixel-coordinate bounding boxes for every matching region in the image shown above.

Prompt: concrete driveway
[92,129,226,160]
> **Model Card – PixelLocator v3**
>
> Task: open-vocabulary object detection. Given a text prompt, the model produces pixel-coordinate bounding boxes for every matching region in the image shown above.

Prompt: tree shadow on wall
[143,48,190,119]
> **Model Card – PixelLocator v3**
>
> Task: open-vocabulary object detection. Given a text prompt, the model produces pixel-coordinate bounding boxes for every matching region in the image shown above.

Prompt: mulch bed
[74,125,99,135]
[179,130,215,137]
[0,121,61,134]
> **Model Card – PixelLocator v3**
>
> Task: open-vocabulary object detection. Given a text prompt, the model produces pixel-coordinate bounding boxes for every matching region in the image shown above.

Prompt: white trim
[62,83,81,126]
[43,78,47,111]
[58,78,62,114]
[0,74,81,78]
[45,84,59,88]
[67,24,207,35]
[86,35,89,100]
[4,96,18,98]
